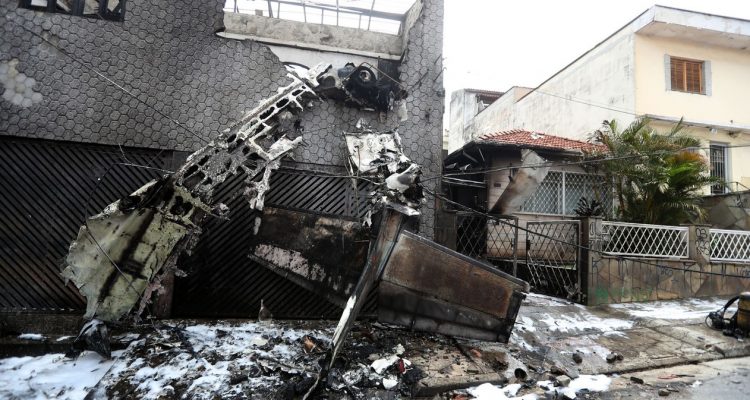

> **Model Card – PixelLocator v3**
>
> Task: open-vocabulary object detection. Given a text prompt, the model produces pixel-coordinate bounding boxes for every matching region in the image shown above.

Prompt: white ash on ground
[0,320,434,399]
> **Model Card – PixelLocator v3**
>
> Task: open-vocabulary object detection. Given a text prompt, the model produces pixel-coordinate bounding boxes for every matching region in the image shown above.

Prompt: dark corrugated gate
[173,168,373,319]
[0,137,177,313]
[1,137,371,318]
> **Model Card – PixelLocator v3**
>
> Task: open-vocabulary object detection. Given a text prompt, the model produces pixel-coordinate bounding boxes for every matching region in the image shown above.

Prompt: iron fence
[526,220,580,298]
[455,212,518,272]
[710,228,750,263]
[601,221,689,259]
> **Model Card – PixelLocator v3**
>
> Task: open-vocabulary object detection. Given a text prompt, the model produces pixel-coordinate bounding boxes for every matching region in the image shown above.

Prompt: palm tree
[591,117,718,225]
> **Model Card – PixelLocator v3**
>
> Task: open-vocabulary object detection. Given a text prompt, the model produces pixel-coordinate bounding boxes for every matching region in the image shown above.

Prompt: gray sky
[443,0,750,95]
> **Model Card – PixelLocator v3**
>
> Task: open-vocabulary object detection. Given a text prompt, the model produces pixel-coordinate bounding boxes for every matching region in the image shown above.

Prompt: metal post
[367,0,374,30]
[266,0,274,18]
[561,171,566,214]
[512,216,519,277]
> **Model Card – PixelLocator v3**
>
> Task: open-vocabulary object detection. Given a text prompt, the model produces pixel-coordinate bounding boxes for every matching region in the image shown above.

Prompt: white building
[448,5,750,193]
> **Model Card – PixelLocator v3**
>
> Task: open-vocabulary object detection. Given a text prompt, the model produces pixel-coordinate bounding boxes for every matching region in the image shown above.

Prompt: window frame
[666,55,709,95]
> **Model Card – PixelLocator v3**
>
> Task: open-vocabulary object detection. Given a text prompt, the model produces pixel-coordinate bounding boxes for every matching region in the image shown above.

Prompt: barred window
[670,57,704,94]
[709,144,727,194]
[520,171,612,216]
[20,0,126,22]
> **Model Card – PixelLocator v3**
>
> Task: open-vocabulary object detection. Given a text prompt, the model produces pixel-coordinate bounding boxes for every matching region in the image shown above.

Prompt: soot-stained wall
[0,0,443,234]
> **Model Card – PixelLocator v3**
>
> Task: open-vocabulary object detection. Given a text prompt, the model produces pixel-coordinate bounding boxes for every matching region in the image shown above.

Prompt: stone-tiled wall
[0,0,444,235]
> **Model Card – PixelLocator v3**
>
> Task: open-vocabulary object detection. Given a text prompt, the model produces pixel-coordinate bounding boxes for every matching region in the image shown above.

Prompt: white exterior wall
[634,35,750,126]
[469,30,638,141]
[649,121,750,192]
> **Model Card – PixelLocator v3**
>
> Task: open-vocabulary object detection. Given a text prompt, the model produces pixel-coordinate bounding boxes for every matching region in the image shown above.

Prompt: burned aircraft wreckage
[61,63,529,368]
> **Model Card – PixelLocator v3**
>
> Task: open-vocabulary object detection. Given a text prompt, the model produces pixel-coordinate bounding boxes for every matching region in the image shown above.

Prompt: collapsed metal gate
[525,220,580,298]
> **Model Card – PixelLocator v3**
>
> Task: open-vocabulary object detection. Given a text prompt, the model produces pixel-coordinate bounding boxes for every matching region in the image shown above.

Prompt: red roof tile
[478,129,606,153]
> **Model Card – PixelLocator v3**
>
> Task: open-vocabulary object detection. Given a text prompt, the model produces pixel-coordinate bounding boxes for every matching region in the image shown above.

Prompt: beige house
[448,5,750,194]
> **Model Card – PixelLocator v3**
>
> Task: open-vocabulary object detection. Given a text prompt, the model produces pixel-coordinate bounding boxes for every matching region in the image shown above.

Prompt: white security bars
[710,229,750,263]
[601,221,689,259]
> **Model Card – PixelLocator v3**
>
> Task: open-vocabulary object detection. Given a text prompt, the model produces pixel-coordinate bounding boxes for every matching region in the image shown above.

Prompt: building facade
[449,6,750,193]
[0,0,444,317]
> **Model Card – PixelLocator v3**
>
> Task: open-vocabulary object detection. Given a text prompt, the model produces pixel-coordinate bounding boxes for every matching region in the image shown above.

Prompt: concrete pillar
[579,216,603,305]
[685,223,711,266]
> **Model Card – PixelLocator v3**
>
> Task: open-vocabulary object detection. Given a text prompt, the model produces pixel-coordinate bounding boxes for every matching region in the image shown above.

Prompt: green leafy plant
[574,197,604,217]
[589,117,718,225]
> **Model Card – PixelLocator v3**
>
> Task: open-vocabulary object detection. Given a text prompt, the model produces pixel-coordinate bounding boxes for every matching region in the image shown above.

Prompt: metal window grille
[520,171,612,217]
[710,144,727,194]
[710,229,750,263]
[601,221,689,259]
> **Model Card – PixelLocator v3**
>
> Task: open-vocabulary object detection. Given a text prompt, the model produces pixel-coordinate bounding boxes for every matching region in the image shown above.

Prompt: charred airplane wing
[62,72,321,346]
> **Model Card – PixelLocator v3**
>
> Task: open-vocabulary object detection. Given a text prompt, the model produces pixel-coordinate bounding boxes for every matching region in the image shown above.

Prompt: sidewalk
[419,294,749,396]
[508,294,748,374]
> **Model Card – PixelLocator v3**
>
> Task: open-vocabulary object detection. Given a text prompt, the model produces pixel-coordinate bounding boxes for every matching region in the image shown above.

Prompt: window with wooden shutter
[670,57,704,94]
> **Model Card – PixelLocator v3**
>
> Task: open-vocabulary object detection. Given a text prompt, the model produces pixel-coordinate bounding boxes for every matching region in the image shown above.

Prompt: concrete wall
[587,256,750,305]
[446,89,504,152]
[0,0,444,236]
[222,12,403,59]
[702,190,750,230]
[467,30,637,142]
[583,218,750,305]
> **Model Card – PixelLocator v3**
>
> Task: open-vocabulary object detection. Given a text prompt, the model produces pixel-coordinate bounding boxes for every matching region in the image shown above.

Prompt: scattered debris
[606,352,623,363]
[61,71,321,354]
[257,299,273,322]
[17,333,45,341]
[658,387,671,396]
[57,59,530,395]
[313,62,407,113]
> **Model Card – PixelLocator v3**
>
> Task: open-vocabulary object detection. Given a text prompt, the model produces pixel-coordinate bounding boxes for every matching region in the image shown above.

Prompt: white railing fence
[601,221,689,259]
[710,229,750,263]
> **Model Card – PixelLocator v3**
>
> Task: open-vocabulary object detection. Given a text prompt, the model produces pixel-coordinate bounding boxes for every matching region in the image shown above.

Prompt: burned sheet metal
[249,207,370,308]
[490,149,550,214]
[344,129,424,216]
[325,207,529,372]
[62,73,321,352]
[328,209,407,368]
[62,180,210,323]
[378,231,529,342]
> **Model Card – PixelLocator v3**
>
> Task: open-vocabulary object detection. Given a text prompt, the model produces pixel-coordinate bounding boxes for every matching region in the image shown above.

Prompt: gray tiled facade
[0,0,444,235]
